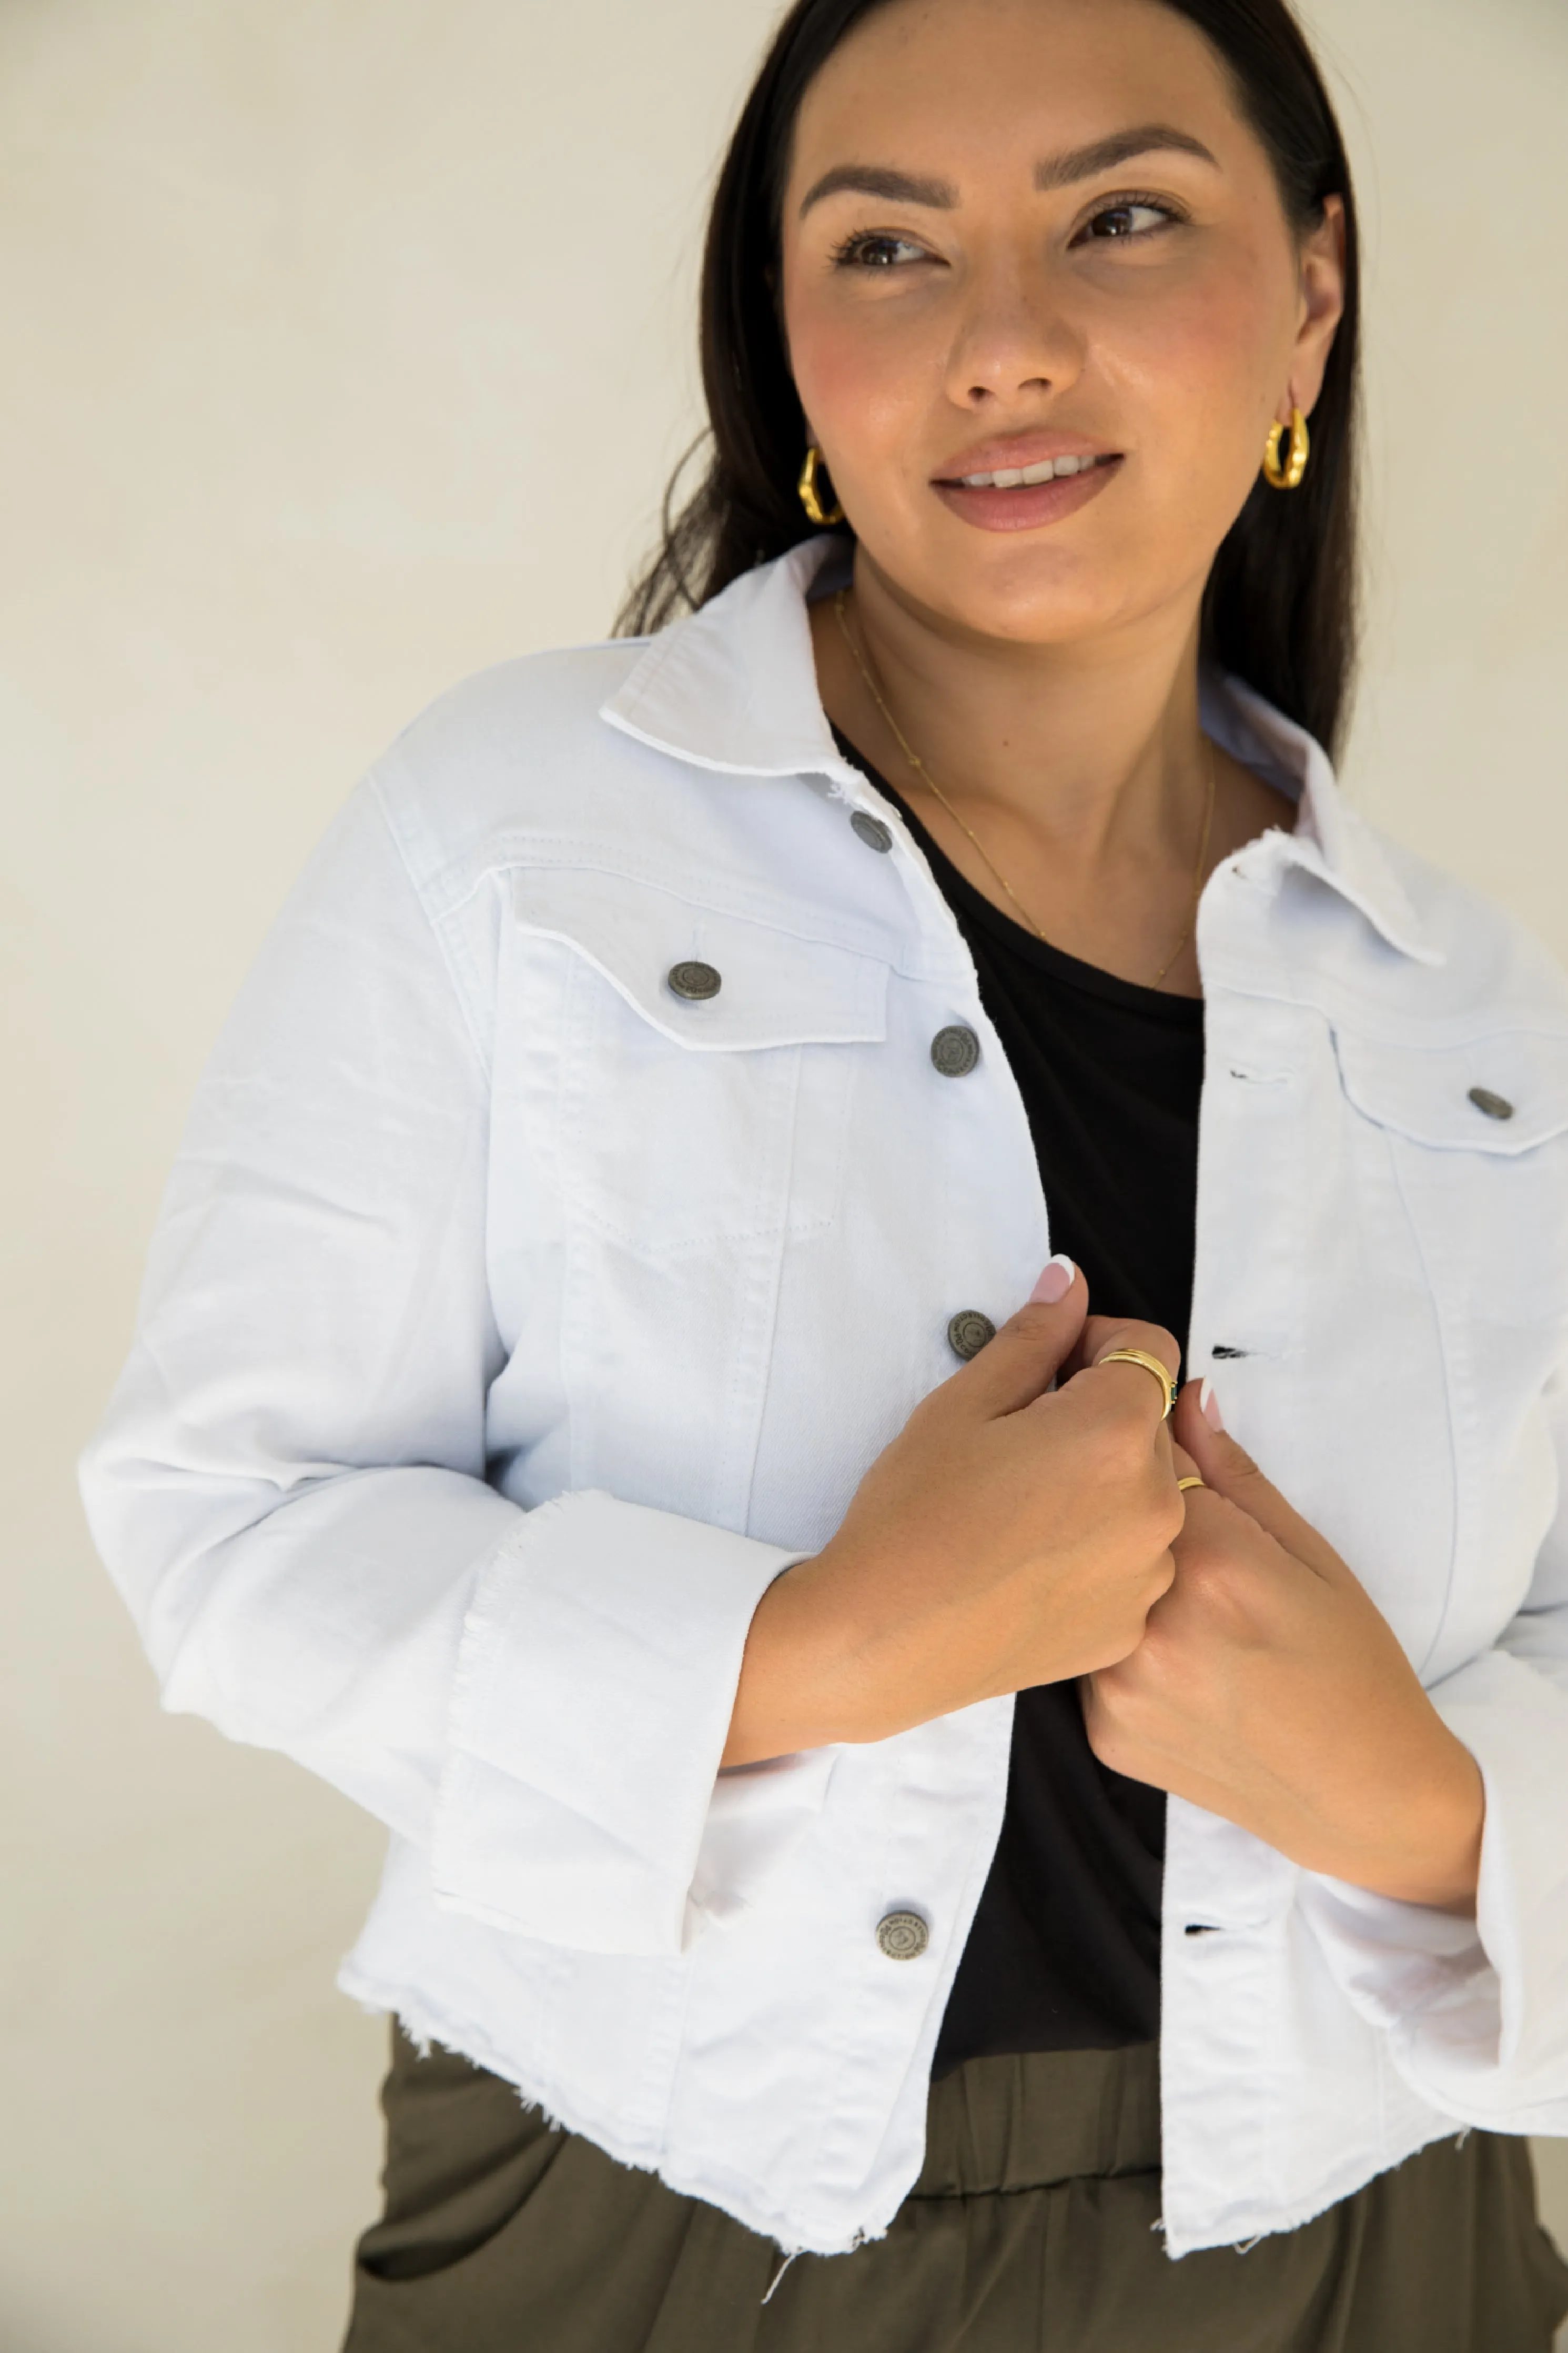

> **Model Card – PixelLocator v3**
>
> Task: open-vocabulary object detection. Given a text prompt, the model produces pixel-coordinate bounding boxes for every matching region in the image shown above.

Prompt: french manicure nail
[1030,1254,1077,1306]
[1200,1379,1225,1432]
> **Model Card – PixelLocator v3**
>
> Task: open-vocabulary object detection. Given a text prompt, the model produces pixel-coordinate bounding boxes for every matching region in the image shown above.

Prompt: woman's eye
[832,233,927,270]
[1080,200,1178,244]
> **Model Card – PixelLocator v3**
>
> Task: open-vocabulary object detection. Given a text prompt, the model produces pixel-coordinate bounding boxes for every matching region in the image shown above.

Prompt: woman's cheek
[793,300,918,422]
[1112,295,1282,536]
[792,314,936,517]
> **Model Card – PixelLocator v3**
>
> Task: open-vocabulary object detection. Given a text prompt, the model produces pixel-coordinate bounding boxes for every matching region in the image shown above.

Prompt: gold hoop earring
[1262,407,1310,491]
[797,445,844,527]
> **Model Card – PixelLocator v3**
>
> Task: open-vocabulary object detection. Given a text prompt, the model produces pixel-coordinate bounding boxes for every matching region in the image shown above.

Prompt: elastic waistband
[913,2043,1160,2199]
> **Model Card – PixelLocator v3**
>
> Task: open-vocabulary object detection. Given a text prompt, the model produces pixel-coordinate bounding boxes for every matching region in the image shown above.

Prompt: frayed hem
[336,1962,881,2260]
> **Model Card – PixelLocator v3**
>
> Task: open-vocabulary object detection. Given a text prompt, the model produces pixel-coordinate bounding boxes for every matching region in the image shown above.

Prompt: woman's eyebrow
[797,164,958,217]
[797,126,1219,219]
[1035,124,1220,189]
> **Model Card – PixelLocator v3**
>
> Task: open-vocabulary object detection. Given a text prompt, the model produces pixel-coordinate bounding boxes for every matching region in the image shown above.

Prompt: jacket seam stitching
[1384,1133,1464,1680]
[370,762,494,1082]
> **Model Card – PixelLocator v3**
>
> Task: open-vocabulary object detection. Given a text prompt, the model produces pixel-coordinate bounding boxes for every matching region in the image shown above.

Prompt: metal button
[667,961,722,1002]
[947,1310,996,1361]
[851,811,893,854]
[1469,1086,1514,1122]
[876,1910,929,1961]
[930,1024,980,1078]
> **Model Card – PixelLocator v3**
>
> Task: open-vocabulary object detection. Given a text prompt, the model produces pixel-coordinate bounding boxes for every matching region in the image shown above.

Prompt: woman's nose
[944,259,1086,409]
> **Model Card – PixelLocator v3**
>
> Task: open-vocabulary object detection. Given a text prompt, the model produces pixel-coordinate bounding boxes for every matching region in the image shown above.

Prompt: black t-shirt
[833,732,1205,2069]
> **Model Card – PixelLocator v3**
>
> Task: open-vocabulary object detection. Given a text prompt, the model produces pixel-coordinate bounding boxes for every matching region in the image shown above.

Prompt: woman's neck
[810,550,1293,995]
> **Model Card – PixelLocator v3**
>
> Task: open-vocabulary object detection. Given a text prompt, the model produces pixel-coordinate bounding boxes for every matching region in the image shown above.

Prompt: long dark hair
[616,0,1360,760]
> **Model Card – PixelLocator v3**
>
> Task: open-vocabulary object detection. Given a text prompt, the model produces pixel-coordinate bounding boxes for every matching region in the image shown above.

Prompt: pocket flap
[1334,1028,1568,1154]
[509,869,889,1050]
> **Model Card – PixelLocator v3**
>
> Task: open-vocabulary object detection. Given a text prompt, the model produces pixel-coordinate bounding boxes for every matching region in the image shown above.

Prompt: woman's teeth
[957,454,1112,488]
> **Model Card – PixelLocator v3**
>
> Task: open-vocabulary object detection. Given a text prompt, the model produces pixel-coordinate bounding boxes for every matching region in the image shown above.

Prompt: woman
[82,0,1568,2344]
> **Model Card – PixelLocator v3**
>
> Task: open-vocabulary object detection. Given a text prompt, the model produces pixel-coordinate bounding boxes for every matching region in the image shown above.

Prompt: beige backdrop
[4,1,1567,2345]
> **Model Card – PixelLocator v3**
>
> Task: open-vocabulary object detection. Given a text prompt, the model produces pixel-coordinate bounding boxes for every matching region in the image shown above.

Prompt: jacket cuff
[430,1490,821,1955]
[1300,1647,1568,2130]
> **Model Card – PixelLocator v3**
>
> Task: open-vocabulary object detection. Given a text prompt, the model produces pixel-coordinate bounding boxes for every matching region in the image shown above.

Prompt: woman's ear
[1291,193,1348,418]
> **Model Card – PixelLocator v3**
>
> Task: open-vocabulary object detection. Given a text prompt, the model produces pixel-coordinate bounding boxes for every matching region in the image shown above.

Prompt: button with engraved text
[930,1024,980,1078]
[851,811,893,853]
[876,1910,929,1962]
[667,961,722,1001]
[947,1310,996,1361]
[1468,1086,1514,1122]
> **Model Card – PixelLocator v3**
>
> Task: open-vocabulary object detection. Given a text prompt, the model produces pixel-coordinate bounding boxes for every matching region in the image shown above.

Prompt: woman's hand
[723,1263,1184,1767]
[1084,1380,1485,1915]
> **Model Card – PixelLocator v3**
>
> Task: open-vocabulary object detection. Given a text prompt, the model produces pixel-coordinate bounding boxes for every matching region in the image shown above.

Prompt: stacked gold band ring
[1178,1475,1206,1493]
[1098,1348,1179,1419]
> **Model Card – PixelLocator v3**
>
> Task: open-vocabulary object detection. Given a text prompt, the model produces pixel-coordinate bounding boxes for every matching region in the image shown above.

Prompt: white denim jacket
[81,539,1568,2259]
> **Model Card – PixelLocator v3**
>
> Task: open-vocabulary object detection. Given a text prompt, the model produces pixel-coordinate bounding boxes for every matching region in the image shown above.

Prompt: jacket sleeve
[1298,1373,1568,2132]
[78,769,813,1960]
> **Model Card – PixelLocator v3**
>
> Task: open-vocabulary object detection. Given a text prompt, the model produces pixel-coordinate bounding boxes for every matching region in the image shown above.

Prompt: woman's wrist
[1335,1735,1485,1916]
[722,1548,876,1768]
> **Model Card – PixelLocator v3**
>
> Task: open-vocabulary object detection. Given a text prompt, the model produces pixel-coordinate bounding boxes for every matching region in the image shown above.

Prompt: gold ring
[1178,1475,1206,1493]
[1098,1348,1178,1419]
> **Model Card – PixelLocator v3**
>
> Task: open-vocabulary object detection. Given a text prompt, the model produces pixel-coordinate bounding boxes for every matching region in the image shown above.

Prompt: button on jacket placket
[829,750,1048,1330]
[930,1024,982,1078]
[849,809,894,855]
[808,753,1048,2180]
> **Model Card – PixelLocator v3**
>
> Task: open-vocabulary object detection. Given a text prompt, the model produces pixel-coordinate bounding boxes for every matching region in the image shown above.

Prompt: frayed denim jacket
[82,538,1568,2258]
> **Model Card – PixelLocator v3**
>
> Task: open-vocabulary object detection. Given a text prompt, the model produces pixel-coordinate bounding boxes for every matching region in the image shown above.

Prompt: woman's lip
[933,457,1122,533]
[933,444,1120,482]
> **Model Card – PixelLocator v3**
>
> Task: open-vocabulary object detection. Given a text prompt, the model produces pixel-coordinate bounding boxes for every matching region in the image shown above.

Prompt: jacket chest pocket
[499,869,889,1260]
[1329,1027,1568,1678]
[1332,1027,1568,1329]
[1335,1025,1568,1336]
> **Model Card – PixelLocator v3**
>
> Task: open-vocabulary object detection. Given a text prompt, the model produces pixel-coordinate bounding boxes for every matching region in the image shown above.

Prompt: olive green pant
[343,2025,1568,2352]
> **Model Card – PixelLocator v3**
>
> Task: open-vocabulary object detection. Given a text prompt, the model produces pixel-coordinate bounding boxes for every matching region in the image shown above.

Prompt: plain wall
[3,1,1566,2344]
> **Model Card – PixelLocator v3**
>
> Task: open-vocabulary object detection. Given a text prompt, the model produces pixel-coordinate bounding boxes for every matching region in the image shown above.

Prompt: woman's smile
[934,447,1122,531]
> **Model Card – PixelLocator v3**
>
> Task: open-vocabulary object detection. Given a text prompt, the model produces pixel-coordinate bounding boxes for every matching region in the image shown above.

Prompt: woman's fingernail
[1029,1254,1076,1306]
[1200,1379,1225,1432]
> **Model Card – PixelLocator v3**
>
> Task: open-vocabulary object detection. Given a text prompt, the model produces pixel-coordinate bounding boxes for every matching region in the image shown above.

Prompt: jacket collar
[604,537,851,784]
[602,537,1440,968]
[1199,673,1440,967]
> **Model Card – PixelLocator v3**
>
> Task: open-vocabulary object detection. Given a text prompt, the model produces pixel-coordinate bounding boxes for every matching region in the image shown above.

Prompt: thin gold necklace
[833,587,1216,991]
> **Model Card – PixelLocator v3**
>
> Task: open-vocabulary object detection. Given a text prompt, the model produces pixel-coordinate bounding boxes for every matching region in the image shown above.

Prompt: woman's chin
[863,544,1141,652]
